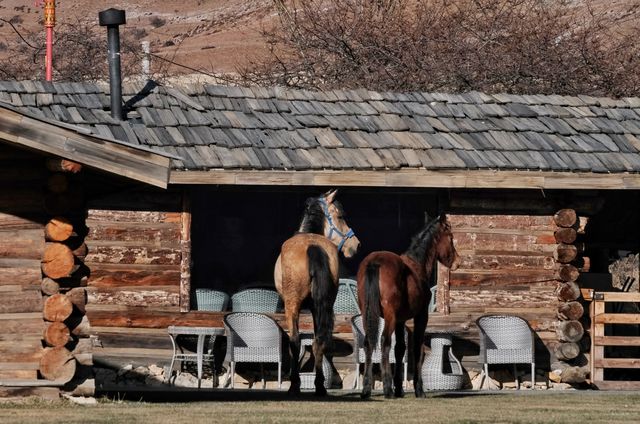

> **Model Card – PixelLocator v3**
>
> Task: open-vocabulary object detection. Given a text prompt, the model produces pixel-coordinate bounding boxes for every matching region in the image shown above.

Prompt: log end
[39,347,77,383]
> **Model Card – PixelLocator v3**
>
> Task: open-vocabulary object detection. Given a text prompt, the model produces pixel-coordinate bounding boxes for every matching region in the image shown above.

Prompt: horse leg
[361,336,374,399]
[393,321,406,398]
[413,312,428,398]
[380,320,394,399]
[286,302,302,396]
[311,336,328,397]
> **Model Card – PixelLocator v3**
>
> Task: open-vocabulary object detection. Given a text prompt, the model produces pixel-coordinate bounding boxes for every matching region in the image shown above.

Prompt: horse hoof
[415,390,426,399]
[394,389,405,398]
[288,386,301,397]
[314,387,328,397]
[360,390,371,400]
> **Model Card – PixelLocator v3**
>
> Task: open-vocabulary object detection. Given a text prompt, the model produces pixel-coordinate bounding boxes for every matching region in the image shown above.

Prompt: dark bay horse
[357,214,460,399]
[274,189,360,395]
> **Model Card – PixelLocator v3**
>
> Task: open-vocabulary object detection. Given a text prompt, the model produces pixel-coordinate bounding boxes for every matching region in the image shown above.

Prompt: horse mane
[403,216,440,265]
[297,196,345,235]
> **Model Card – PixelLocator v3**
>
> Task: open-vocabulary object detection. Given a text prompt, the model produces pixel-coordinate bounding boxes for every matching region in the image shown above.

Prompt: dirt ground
[0,0,275,75]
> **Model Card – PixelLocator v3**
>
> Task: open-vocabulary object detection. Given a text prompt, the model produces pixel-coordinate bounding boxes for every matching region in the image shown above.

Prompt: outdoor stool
[422,331,464,391]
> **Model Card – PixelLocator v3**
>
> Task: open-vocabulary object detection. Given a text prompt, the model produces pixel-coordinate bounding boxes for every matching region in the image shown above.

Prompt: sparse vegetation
[240,0,640,97]
[8,15,23,25]
[150,16,166,28]
[129,27,148,40]
[0,17,172,81]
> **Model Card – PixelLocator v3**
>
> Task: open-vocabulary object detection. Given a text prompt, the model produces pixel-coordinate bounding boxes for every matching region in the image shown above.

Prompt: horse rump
[307,245,336,347]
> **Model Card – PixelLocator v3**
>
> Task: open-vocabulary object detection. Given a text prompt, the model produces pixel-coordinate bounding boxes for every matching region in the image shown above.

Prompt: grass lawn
[1,390,640,424]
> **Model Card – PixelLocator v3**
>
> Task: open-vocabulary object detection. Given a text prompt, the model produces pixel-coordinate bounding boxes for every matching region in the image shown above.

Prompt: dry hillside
[0,0,275,77]
[0,0,637,82]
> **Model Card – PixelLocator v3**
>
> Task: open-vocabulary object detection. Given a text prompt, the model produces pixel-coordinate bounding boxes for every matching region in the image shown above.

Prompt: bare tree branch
[238,0,640,97]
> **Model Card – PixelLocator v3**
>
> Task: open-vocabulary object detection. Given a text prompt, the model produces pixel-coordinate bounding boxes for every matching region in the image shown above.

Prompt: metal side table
[167,326,225,388]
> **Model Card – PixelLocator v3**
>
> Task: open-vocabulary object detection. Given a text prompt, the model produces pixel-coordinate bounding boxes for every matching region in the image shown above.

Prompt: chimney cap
[99,8,126,27]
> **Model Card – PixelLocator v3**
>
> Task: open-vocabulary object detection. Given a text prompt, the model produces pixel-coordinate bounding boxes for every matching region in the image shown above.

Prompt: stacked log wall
[83,191,183,367]
[548,209,591,383]
[38,158,98,395]
[0,145,46,382]
[431,213,560,370]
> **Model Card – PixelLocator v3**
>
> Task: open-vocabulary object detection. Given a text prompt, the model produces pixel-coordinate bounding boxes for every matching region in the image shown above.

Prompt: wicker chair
[223,312,283,389]
[350,314,408,390]
[333,278,360,315]
[476,315,535,389]
[193,288,230,311]
[428,285,437,313]
[231,288,281,313]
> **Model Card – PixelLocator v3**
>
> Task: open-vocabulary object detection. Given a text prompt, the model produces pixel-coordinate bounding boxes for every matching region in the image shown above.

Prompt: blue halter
[319,198,355,253]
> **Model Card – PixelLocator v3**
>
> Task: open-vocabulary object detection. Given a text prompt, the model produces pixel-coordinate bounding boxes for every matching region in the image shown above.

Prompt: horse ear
[325,189,338,203]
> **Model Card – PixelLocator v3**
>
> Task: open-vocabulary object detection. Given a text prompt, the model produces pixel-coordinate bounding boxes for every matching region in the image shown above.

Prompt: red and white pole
[43,0,55,81]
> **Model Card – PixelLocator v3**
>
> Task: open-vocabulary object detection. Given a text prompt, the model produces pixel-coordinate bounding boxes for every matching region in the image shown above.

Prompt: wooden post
[592,298,605,383]
[179,191,192,312]
[437,261,450,315]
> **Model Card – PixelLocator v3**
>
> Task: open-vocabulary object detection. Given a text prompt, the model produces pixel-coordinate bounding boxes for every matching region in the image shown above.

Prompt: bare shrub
[129,27,148,40]
[0,18,172,82]
[239,0,640,97]
[9,15,23,25]
[150,16,166,28]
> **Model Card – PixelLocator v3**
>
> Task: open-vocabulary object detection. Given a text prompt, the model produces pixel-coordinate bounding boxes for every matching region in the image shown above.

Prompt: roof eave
[169,168,640,190]
[0,106,171,189]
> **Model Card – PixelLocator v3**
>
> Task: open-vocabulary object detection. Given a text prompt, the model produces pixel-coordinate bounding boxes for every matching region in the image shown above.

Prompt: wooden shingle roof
[2,79,640,189]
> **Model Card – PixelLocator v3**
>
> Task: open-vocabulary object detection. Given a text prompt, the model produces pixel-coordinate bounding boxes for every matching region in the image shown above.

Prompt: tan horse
[358,214,460,399]
[274,189,360,395]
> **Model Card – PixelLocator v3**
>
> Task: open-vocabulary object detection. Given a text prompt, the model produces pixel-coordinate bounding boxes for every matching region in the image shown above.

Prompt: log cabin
[1,78,640,397]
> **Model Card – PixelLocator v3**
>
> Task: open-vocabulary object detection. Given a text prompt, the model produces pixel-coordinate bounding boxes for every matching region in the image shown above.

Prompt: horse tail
[308,245,335,348]
[363,262,381,353]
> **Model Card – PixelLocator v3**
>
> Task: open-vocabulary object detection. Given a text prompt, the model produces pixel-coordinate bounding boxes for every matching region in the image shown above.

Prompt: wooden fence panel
[591,291,640,390]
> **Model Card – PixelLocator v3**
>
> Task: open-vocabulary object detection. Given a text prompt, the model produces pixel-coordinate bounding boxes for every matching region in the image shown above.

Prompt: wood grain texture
[0,258,41,288]
[43,322,71,347]
[0,107,171,188]
[44,217,74,242]
[39,347,76,382]
[0,290,43,314]
[84,246,181,265]
[43,294,73,322]
[179,192,191,312]
[169,169,640,190]
[41,243,75,279]
[85,264,180,288]
[0,229,46,259]
[87,286,179,307]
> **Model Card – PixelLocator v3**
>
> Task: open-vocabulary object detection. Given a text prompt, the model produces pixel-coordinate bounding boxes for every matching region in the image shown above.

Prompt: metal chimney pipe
[99,8,126,120]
